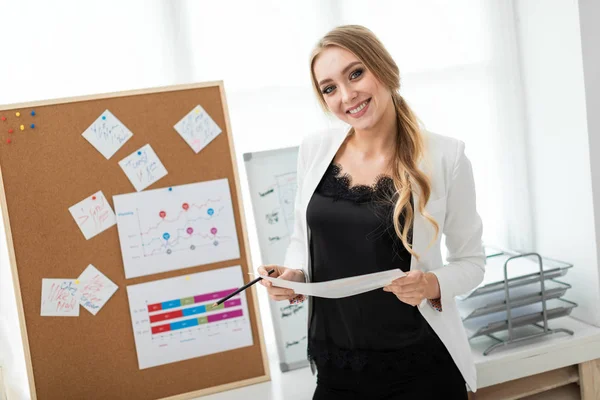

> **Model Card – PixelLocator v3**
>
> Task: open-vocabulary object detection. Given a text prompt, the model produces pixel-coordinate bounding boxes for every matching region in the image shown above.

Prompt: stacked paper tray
[463,298,577,339]
[458,279,571,320]
[459,251,573,300]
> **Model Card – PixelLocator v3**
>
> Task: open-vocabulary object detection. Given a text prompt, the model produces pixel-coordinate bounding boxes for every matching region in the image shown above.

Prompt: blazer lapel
[301,129,349,208]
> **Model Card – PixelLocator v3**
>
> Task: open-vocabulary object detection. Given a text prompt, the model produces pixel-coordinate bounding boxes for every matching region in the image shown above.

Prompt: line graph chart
[114,179,240,278]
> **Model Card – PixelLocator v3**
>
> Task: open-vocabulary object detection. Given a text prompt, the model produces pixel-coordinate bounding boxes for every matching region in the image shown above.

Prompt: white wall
[515,0,600,325]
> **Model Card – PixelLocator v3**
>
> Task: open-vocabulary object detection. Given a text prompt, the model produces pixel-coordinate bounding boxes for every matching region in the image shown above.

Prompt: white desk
[470,316,600,399]
[198,316,600,400]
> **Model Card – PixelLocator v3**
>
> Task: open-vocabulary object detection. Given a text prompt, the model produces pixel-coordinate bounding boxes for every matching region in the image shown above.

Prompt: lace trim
[318,163,396,204]
[307,337,449,373]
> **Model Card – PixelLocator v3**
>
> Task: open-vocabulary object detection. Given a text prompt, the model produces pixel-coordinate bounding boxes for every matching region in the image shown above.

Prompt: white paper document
[68,190,117,240]
[173,105,222,154]
[126,266,253,369]
[113,179,240,279]
[119,144,168,191]
[76,264,119,315]
[41,279,80,317]
[263,269,406,299]
[82,109,133,159]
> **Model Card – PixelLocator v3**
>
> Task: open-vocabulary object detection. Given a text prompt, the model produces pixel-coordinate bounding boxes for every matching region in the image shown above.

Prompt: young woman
[258,25,484,399]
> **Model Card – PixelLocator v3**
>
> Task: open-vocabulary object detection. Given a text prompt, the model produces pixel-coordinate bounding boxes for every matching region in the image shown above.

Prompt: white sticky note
[82,109,133,159]
[119,144,168,191]
[68,190,117,240]
[76,264,118,315]
[173,105,222,154]
[41,279,80,317]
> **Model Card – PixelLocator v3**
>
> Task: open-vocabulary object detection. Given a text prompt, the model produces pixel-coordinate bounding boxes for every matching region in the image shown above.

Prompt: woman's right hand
[258,265,305,301]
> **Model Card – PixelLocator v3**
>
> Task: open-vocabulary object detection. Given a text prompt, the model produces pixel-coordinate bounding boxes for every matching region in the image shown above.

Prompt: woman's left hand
[383,270,440,306]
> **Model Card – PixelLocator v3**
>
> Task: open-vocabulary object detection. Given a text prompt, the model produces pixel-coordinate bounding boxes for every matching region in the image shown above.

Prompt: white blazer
[283,127,485,391]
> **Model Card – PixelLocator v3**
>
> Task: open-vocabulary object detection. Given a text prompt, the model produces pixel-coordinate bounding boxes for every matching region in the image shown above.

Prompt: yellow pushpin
[19,125,25,131]
[15,112,20,117]
[185,276,190,281]
[75,280,80,284]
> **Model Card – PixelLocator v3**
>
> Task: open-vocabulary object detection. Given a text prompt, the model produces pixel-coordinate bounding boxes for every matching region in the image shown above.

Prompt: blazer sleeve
[283,140,309,280]
[429,140,485,309]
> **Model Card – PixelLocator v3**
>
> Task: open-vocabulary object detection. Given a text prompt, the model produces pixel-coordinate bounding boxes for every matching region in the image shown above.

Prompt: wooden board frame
[0,81,270,400]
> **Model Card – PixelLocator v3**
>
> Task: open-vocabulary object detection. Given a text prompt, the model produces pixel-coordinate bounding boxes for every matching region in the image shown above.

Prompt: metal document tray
[463,298,577,339]
[460,252,573,299]
[458,279,571,320]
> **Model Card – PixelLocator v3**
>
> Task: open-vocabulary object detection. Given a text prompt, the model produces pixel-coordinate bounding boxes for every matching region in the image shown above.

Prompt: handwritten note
[119,144,168,191]
[173,105,222,154]
[68,190,117,240]
[41,279,80,317]
[82,109,133,159]
[76,264,118,315]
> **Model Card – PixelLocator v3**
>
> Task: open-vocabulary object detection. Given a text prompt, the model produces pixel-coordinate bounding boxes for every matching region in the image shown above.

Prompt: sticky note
[118,144,168,191]
[173,105,222,154]
[41,279,80,317]
[82,109,133,159]
[68,190,117,240]
[76,264,118,315]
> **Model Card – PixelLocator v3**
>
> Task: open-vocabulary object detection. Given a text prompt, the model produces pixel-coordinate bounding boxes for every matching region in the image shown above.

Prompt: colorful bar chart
[126,266,253,369]
[146,288,238,312]
[150,299,243,333]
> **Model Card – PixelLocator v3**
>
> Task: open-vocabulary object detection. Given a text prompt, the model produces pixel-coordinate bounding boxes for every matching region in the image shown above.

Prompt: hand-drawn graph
[127,266,252,369]
[257,172,297,255]
[114,179,240,279]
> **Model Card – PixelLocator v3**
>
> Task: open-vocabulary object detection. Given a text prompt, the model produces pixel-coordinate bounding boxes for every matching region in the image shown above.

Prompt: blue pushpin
[168,187,173,191]
[30,124,35,129]
[102,115,106,120]
[30,110,36,116]
[137,151,141,155]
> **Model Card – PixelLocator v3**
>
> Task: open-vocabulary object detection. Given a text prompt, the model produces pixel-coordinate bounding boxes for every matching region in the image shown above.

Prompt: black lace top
[306,163,450,375]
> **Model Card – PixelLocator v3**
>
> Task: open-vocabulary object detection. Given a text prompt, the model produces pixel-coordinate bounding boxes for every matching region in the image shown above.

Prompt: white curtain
[0,1,532,397]
[175,0,534,251]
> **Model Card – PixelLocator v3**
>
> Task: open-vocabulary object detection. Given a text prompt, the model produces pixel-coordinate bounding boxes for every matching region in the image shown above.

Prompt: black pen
[211,268,276,307]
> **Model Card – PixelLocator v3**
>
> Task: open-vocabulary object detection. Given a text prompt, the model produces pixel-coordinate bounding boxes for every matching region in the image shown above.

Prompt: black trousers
[312,357,468,400]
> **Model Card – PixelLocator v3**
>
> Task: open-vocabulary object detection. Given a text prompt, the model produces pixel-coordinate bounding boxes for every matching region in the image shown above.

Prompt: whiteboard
[243,146,309,372]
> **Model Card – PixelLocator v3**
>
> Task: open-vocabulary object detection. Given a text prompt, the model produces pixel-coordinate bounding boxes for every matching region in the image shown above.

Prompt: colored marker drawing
[119,144,168,192]
[68,190,117,240]
[77,264,118,315]
[114,179,240,279]
[41,279,79,317]
[173,105,222,154]
[82,109,133,159]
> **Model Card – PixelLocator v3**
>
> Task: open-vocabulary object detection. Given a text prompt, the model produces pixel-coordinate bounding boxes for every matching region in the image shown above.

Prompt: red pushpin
[1,117,6,122]
[92,196,97,200]
[8,129,13,134]
[6,139,11,144]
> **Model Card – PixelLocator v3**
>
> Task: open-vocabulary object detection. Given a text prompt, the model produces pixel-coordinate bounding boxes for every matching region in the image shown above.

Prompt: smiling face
[312,46,394,132]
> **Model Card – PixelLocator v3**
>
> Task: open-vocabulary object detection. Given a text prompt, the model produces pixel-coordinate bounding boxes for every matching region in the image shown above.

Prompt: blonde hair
[309,25,438,261]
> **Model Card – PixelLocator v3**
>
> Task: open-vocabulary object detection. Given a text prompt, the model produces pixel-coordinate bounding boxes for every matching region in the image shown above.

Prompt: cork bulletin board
[0,82,269,400]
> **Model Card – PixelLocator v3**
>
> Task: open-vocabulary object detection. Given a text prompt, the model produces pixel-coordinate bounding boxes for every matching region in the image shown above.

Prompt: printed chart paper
[119,144,168,192]
[173,105,222,153]
[76,264,118,315]
[126,266,253,369]
[82,109,133,159]
[68,190,116,240]
[41,279,80,317]
[263,269,406,299]
[114,179,240,278]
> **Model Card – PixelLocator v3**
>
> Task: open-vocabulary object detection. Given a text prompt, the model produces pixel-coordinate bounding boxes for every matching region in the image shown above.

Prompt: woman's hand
[258,265,305,302]
[383,270,440,306]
